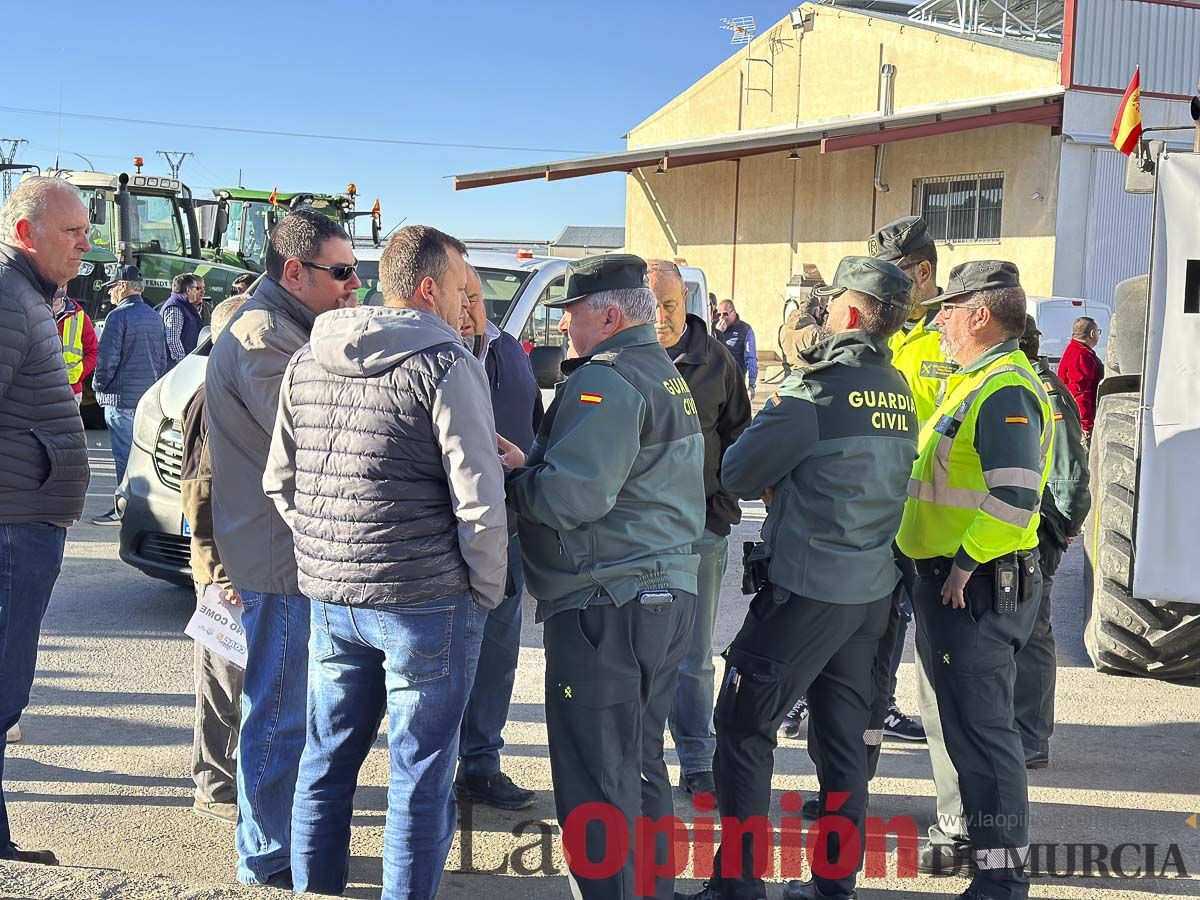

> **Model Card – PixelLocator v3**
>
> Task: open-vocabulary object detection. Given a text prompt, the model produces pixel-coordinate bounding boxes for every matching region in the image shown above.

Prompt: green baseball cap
[547,253,648,308]
[927,260,1022,306]
[868,216,934,262]
[813,256,913,308]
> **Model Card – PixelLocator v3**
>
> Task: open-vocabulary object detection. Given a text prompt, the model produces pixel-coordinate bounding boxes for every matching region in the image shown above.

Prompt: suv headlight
[133,379,166,451]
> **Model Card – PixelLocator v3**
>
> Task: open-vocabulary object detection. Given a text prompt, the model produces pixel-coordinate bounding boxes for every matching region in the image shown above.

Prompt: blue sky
[2,0,796,240]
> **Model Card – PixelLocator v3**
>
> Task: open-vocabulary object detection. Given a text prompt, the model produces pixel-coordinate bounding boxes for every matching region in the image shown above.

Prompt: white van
[1026,295,1111,363]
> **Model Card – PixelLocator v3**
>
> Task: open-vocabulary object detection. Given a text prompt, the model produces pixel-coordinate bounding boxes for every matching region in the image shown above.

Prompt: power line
[156,150,193,178]
[0,104,604,156]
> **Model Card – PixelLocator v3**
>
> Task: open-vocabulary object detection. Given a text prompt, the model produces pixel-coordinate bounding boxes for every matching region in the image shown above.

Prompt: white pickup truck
[115,250,710,584]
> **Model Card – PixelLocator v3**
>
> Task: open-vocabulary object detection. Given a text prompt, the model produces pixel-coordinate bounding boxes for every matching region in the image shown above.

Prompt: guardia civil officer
[868,216,975,873]
[681,258,917,900]
[897,262,1053,900]
[500,254,706,900]
[1015,315,1090,769]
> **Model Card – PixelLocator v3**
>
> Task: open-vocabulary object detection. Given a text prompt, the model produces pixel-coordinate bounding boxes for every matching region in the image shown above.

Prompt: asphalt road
[2,430,1199,899]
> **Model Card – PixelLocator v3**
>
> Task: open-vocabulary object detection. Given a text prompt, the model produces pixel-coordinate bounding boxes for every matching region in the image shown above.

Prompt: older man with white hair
[500,254,706,900]
[0,177,92,865]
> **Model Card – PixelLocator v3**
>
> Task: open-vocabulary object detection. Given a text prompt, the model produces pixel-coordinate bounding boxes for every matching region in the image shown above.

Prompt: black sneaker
[10,844,58,866]
[679,770,716,797]
[956,886,1004,900]
[454,771,535,811]
[91,508,120,526]
[801,797,820,820]
[779,698,808,739]
[883,705,926,742]
[1024,749,1049,769]
[917,841,975,876]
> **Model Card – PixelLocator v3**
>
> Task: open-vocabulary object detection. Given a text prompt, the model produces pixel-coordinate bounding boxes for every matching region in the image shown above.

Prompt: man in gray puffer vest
[0,177,91,866]
[264,225,507,900]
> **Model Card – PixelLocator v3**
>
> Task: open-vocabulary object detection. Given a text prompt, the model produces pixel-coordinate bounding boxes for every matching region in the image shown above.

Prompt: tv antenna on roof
[719,15,757,44]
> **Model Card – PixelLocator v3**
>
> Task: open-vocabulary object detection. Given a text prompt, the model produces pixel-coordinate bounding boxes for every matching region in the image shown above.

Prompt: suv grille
[138,533,191,569]
[153,419,183,491]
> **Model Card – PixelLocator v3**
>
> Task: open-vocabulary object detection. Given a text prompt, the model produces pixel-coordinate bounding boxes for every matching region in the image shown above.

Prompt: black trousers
[809,552,914,786]
[711,588,891,900]
[913,556,1041,900]
[544,591,695,900]
[1014,534,1065,756]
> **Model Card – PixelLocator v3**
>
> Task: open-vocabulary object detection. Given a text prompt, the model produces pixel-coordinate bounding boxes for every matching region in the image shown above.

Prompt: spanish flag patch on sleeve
[1005,415,1029,425]
[1053,412,1064,421]
[579,393,603,405]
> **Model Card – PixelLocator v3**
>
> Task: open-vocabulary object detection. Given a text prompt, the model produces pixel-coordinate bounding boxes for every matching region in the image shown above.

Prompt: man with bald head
[647,259,750,797]
[454,263,542,810]
[0,177,92,865]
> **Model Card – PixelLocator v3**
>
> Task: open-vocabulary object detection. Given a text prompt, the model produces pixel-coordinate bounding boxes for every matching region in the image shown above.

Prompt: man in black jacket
[648,259,751,797]
[0,177,92,866]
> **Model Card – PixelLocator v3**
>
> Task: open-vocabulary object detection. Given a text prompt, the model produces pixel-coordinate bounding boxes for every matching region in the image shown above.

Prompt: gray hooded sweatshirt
[264,305,508,609]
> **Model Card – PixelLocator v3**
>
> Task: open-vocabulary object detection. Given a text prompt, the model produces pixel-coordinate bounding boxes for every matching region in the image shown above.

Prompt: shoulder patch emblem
[579,393,603,405]
[919,361,958,380]
[1053,412,1064,421]
[1005,415,1030,425]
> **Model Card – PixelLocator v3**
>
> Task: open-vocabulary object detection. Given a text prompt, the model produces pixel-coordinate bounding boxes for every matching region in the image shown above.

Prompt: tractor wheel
[1083,392,1200,679]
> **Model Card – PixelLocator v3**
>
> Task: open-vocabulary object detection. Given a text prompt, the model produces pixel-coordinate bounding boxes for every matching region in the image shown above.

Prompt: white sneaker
[7,722,22,742]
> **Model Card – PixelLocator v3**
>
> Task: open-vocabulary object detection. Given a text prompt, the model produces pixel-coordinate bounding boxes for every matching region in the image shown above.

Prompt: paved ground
[3,430,1199,899]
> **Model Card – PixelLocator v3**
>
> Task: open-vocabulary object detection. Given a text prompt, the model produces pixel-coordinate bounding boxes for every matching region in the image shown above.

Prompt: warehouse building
[457,0,1200,349]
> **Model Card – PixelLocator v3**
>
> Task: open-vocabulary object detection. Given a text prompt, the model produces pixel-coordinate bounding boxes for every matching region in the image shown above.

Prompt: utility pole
[156,150,193,179]
[1,138,27,200]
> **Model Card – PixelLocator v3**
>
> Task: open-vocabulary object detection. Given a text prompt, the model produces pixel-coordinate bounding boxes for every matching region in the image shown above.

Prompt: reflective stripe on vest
[61,310,85,384]
[897,355,1054,561]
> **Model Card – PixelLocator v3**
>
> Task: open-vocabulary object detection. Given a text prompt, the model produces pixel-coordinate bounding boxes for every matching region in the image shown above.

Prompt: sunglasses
[302,261,358,281]
[718,311,733,317]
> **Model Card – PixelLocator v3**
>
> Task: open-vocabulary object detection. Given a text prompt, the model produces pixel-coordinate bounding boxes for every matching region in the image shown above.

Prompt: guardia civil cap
[813,256,913,308]
[868,216,934,262]
[548,254,648,308]
[928,260,1022,306]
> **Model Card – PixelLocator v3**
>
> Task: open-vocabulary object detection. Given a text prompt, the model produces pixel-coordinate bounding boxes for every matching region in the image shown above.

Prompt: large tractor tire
[1084,392,1200,679]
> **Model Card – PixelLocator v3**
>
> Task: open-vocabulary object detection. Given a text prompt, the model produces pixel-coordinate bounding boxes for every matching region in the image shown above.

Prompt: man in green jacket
[681,257,917,900]
[1016,315,1090,769]
[501,254,705,900]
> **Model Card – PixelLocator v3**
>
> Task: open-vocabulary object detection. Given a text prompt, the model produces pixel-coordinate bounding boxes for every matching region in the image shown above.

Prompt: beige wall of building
[623,6,1063,351]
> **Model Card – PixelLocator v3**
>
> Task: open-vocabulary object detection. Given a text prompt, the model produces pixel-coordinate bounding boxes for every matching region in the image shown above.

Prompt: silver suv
[116,250,710,584]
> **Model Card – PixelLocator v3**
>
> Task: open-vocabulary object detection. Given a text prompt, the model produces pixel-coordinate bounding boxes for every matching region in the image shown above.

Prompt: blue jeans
[103,406,135,486]
[668,529,728,775]
[459,538,524,777]
[0,523,65,859]
[291,593,485,900]
[235,590,310,885]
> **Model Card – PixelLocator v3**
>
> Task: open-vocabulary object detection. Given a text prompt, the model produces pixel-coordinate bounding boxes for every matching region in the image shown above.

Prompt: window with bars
[912,172,1004,242]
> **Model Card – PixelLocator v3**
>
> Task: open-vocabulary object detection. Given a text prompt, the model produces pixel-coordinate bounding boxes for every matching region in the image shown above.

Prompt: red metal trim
[819,102,1063,153]
[1068,84,1196,102]
[1060,0,1078,88]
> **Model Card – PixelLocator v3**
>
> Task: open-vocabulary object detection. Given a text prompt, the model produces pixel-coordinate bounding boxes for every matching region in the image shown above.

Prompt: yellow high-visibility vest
[888,317,958,426]
[61,309,85,384]
[897,346,1054,563]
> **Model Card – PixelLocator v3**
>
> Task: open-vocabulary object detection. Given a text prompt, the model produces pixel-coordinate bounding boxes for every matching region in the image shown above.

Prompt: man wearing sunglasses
[897,261,1053,900]
[205,206,360,888]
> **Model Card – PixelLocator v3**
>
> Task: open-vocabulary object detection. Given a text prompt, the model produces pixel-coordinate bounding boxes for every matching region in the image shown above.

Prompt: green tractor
[50,168,255,321]
[198,185,382,273]
[41,167,256,425]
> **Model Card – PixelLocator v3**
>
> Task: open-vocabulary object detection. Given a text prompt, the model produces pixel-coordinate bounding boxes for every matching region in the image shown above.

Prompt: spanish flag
[1111,67,1143,156]
[371,199,381,219]
[268,186,279,207]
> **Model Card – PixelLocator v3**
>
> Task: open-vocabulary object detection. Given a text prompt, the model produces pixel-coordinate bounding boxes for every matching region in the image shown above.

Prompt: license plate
[181,515,192,537]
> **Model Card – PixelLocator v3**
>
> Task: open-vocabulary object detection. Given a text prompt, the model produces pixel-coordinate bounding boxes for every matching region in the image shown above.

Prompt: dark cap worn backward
[813,256,913,308]
[101,264,143,289]
[868,215,934,262]
[548,253,648,308]
[927,260,1022,306]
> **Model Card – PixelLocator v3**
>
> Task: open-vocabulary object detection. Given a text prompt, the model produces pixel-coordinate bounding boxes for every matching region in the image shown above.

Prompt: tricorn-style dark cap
[927,260,1022,306]
[813,256,913,308]
[868,215,934,262]
[101,264,143,289]
[548,253,648,307]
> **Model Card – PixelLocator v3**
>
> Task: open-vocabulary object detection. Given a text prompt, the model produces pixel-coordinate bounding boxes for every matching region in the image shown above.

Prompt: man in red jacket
[52,287,98,403]
[1057,316,1104,438]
